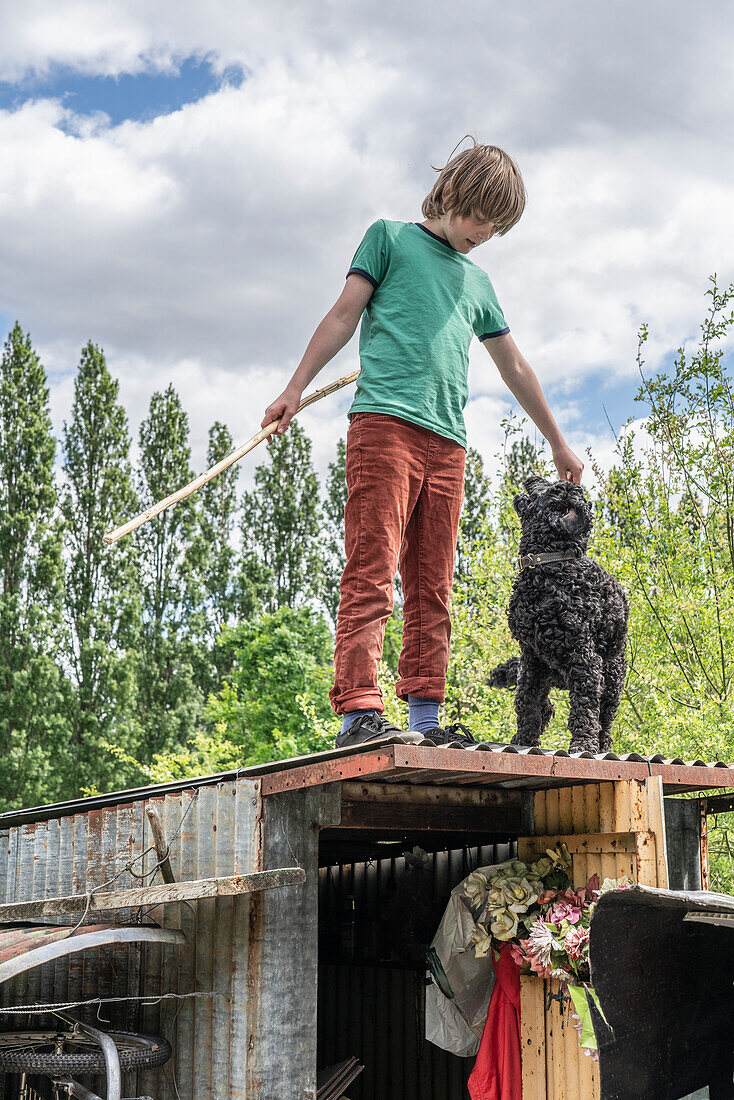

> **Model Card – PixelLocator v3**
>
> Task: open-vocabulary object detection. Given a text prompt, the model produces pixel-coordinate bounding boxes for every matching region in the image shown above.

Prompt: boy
[262,140,583,749]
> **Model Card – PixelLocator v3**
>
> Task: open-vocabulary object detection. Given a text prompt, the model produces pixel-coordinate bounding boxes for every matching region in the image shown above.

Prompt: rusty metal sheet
[0,777,263,1100]
[2,741,732,830]
[0,924,185,984]
[260,743,734,797]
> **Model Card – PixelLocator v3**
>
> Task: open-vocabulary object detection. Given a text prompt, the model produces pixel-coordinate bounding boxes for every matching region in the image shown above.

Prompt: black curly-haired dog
[490,475,629,754]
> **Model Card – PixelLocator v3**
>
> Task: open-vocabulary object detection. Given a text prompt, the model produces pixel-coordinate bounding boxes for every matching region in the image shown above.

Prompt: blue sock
[340,708,376,735]
[408,695,440,734]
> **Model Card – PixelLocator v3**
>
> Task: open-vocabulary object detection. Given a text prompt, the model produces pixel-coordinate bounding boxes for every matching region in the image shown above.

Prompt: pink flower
[510,942,527,968]
[586,874,600,894]
[564,924,590,961]
[527,952,552,979]
[548,900,583,925]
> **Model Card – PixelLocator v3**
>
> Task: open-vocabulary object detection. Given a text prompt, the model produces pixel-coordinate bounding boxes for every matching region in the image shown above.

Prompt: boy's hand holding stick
[102,368,359,545]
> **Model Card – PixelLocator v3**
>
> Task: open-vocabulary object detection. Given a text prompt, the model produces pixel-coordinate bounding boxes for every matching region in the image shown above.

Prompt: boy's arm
[261,274,374,435]
[483,333,584,483]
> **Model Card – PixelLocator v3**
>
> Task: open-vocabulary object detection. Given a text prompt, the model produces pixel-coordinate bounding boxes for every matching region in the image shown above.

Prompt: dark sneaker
[335,712,424,749]
[422,723,478,749]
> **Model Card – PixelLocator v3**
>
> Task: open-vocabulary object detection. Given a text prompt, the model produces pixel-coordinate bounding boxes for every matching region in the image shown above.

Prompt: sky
[1,0,733,494]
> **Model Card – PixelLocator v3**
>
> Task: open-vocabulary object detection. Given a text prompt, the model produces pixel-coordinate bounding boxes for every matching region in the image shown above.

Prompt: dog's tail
[487,657,520,688]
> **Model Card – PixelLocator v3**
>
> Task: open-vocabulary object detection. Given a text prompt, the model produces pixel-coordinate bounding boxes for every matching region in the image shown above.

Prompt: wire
[0,989,228,1016]
[62,789,200,937]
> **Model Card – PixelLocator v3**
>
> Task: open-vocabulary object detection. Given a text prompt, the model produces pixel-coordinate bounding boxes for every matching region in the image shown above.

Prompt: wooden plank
[645,776,669,889]
[598,783,615,832]
[0,868,305,919]
[546,980,566,1099]
[573,851,588,890]
[634,831,658,887]
[336,799,525,833]
[563,988,581,1100]
[520,974,546,1099]
[534,790,548,834]
[557,787,573,834]
[700,801,710,890]
[570,785,586,834]
[340,781,519,807]
[583,783,600,832]
[545,788,560,834]
[145,805,175,884]
[519,832,641,855]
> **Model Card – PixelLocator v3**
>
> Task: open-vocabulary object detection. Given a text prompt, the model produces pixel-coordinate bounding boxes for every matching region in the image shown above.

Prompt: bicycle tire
[0,1029,171,1074]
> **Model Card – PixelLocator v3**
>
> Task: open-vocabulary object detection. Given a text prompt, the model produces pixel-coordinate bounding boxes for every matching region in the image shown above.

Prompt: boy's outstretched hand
[552,443,584,484]
[261,385,302,441]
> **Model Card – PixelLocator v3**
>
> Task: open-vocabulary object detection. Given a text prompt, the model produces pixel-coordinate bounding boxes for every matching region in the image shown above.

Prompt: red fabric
[330,412,465,713]
[468,945,522,1100]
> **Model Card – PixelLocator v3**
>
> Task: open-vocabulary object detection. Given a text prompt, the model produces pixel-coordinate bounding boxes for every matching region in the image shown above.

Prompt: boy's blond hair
[421,137,526,236]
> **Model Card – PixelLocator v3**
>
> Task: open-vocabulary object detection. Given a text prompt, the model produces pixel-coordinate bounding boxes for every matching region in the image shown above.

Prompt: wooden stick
[145,805,175,884]
[103,368,360,544]
[0,868,306,919]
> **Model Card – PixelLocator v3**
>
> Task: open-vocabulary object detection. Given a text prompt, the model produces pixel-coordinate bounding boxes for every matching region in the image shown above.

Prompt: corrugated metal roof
[1,737,732,828]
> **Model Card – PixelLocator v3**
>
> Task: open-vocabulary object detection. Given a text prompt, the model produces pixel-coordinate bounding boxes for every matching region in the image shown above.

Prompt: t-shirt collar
[413,222,459,252]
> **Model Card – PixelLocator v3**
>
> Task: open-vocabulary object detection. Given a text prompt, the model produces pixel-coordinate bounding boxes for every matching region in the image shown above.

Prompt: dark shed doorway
[317,820,516,1099]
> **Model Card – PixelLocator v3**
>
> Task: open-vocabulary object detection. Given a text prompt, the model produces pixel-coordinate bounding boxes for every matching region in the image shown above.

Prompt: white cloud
[1,2,733,487]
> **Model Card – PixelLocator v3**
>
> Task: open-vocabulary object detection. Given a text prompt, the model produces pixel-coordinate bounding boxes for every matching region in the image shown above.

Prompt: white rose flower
[531,857,553,878]
[464,871,489,909]
[503,876,540,914]
[471,922,493,957]
[490,907,520,941]
[486,881,510,911]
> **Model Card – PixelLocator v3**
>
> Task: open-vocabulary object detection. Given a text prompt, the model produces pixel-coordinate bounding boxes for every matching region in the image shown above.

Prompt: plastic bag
[425,859,518,1057]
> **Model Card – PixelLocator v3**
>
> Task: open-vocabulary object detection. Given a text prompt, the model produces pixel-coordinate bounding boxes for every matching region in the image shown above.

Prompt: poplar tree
[136,385,202,756]
[240,422,324,612]
[322,438,347,626]
[188,420,245,690]
[0,324,66,809]
[60,341,141,791]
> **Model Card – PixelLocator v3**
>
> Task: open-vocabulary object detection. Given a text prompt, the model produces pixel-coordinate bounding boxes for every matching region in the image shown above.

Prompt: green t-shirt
[347,219,509,448]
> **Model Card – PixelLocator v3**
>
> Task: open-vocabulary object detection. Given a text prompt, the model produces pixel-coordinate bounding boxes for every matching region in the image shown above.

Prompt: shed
[0,741,732,1099]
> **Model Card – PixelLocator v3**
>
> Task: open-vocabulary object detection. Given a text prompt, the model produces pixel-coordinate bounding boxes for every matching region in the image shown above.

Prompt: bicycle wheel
[0,1028,171,1074]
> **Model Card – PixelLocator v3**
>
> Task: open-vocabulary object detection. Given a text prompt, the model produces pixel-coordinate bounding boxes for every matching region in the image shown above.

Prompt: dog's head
[513,476,593,550]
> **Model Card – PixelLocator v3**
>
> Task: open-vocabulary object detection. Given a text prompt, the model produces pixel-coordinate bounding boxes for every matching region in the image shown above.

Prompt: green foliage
[322,437,347,626]
[240,423,324,612]
[136,384,203,757]
[448,279,734,763]
[205,607,337,764]
[591,277,734,760]
[456,446,491,588]
[187,421,248,692]
[61,341,142,792]
[3,282,734,817]
[0,324,67,809]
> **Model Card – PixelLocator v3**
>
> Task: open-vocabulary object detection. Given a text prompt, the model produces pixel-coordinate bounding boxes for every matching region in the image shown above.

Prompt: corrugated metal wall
[0,777,262,1100]
[318,842,514,1100]
[664,797,702,890]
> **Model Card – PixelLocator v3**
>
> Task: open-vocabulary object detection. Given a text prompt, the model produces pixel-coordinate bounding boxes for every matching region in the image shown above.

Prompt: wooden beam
[145,804,175,884]
[519,832,642,856]
[0,868,305,920]
[340,780,520,807]
[337,785,527,832]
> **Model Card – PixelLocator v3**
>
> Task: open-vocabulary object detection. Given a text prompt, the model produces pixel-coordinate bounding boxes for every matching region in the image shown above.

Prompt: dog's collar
[518,551,580,571]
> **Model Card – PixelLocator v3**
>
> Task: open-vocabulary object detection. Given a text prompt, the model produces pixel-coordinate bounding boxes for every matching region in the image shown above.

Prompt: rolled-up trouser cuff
[329,686,385,716]
[395,676,446,704]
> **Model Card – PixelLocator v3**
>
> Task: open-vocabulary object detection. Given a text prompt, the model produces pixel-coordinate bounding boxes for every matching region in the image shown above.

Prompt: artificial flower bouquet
[463,846,632,1057]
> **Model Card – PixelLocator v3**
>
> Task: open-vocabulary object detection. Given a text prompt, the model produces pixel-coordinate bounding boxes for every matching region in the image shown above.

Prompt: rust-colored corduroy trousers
[330,413,465,714]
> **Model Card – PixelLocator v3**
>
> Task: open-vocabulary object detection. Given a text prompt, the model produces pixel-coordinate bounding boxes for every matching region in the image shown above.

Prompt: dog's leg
[511,653,553,747]
[567,650,604,754]
[598,655,626,753]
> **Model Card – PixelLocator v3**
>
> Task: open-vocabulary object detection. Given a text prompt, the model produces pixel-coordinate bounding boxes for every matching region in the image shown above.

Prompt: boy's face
[438,211,498,254]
